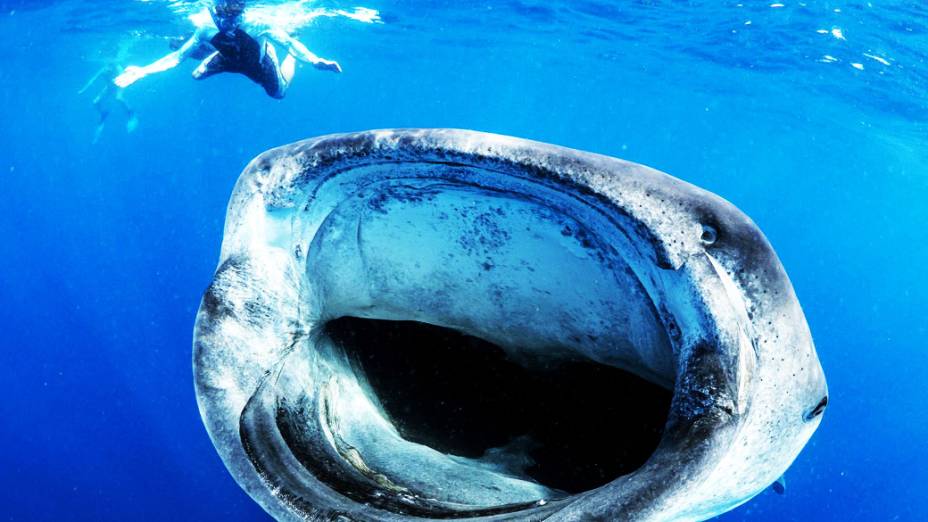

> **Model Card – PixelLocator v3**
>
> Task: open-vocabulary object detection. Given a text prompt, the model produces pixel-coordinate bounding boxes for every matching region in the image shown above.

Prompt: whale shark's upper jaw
[194,129,826,521]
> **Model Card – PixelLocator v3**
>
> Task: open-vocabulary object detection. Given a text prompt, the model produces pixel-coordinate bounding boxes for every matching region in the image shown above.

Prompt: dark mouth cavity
[326,316,673,495]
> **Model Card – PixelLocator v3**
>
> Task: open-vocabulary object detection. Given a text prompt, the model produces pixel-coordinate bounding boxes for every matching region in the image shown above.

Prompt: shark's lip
[194,129,825,521]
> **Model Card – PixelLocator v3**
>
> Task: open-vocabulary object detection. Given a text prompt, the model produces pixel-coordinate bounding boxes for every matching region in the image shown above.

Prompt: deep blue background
[1,1,926,520]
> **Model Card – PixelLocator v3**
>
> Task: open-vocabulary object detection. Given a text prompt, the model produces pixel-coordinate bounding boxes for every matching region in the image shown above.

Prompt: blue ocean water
[1,0,926,520]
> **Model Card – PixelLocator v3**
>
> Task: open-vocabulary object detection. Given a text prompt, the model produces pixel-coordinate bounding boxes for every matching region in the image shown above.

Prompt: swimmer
[79,63,139,144]
[114,0,341,99]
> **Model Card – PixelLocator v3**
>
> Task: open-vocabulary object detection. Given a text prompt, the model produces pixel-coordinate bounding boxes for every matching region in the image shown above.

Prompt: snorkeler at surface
[79,63,139,144]
[114,0,341,99]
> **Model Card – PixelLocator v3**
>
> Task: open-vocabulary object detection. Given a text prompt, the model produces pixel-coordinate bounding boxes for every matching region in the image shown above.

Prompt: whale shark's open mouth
[248,315,672,516]
[194,129,826,521]
[236,165,676,516]
[327,316,671,495]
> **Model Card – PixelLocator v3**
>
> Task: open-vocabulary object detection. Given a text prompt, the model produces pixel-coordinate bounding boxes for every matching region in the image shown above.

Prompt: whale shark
[193,129,827,521]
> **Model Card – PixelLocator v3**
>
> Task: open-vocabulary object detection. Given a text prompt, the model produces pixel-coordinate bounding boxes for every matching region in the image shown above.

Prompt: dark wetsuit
[194,29,286,99]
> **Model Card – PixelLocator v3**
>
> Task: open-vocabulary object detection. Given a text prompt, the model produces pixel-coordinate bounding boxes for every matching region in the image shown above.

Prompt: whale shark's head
[194,129,826,521]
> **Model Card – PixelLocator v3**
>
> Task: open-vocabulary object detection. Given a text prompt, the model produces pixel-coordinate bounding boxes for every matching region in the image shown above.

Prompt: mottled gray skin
[193,129,827,521]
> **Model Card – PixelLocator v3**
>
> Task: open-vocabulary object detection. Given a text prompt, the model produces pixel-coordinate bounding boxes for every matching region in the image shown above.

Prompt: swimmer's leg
[92,90,110,121]
[192,51,229,80]
[116,91,139,133]
[259,43,289,99]
[125,110,139,133]
[92,93,110,144]
[281,52,296,86]
[92,123,105,145]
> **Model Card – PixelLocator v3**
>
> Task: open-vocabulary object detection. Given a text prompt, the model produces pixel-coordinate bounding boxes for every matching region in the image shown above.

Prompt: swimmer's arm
[78,66,108,94]
[114,31,203,87]
[265,29,342,72]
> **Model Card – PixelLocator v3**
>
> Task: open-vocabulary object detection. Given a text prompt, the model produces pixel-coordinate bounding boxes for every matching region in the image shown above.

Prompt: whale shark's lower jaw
[193,129,827,521]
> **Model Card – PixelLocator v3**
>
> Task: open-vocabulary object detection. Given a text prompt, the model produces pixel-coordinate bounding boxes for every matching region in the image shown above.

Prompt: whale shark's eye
[700,224,718,245]
[804,395,828,421]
